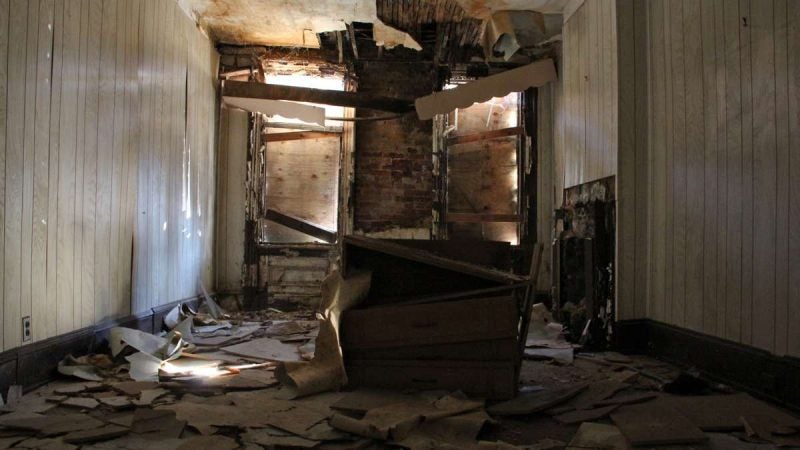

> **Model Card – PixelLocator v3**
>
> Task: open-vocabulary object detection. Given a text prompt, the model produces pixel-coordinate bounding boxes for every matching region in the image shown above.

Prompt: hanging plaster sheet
[224,97,326,126]
[415,59,557,120]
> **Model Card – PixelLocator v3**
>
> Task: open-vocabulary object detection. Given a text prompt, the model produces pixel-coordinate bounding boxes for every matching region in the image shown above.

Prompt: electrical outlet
[22,316,31,342]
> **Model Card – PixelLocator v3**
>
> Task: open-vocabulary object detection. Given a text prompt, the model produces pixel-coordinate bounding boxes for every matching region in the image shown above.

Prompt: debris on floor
[1,240,799,448]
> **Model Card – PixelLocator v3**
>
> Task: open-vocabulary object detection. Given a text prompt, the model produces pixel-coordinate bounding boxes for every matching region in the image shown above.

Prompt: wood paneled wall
[616,0,800,357]
[555,0,619,190]
[0,0,218,351]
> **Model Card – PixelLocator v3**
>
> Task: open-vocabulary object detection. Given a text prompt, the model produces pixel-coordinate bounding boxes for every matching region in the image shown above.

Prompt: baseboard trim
[616,319,800,411]
[0,295,203,395]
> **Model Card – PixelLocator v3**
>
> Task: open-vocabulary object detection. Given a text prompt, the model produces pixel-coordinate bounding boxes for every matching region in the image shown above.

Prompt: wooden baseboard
[616,319,800,412]
[0,295,202,395]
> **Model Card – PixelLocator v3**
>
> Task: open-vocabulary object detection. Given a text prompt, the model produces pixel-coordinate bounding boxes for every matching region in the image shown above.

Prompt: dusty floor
[0,305,797,449]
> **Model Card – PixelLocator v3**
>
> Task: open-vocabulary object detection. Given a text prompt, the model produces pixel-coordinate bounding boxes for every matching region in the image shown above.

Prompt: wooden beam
[336,30,344,64]
[222,80,414,113]
[347,24,359,60]
[446,213,521,223]
[447,126,524,145]
[264,131,340,143]
[264,122,343,133]
[265,209,337,243]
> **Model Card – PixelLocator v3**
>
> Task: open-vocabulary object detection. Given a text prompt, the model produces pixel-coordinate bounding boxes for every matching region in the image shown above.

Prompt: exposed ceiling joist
[222,80,415,114]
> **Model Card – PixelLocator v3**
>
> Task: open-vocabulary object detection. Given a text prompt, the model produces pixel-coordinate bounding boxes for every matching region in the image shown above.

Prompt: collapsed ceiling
[179,0,568,55]
[177,0,424,48]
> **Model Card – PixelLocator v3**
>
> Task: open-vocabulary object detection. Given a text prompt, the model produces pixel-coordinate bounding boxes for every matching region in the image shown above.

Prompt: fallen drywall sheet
[276,270,371,398]
[415,59,557,120]
[223,97,326,126]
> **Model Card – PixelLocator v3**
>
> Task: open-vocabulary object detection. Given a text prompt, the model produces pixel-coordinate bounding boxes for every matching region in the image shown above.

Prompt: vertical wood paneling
[723,0,742,342]
[556,0,617,190]
[669,0,686,328]
[624,0,800,356]
[20,0,39,342]
[72,0,86,328]
[45,0,63,340]
[787,0,800,357]
[6,0,29,348]
[109,0,125,319]
[773,0,789,356]
[738,0,753,346]
[95,0,115,323]
[713,0,728,339]
[649,0,667,323]
[632,0,648,320]
[31,0,54,342]
[662,0,674,326]
[750,0,776,351]
[0,0,8,350]
[683,0,704,332]
[80,0,100,328]
[1,0,217,351]
[700,0,718,335]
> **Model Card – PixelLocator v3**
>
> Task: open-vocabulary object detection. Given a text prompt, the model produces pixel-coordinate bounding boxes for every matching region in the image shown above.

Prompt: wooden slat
[222,80,414,113]
[773,0,789,356]
[750,0,776,351]
[788,0,800,357]
[110,0,126,319]
[713,0,728,339]
[586,0,599,183]
[56,1,82,334]
[723,0,742,342]
[94,1,117,326]
[684,0,704,332]
[632,0,648,319]
[649,0,666,323]
[446,126,523,146]
[20,0,39,345]
[31,0,54,341]
[0,0,8,350]
[446,213,521,223]
[738,0,753,346]
[264,130,340,143]
[700,0,718,336]
[662,0,674,325]
[5,0,28,349]
[670,0,686,328]
[45,0,63,339]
